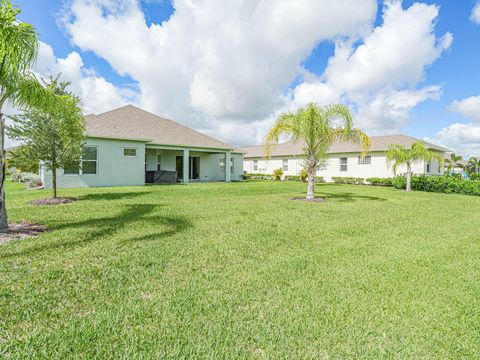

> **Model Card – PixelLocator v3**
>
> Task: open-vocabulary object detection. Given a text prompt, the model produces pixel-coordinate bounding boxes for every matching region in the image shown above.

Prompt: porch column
[183,149,189,184]
[225,151,231,182]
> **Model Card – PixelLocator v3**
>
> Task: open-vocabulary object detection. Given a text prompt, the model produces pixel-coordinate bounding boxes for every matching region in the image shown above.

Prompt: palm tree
[467,156,479,175]
[386,142,443,192]
[0,0,82,230]
[444,153,464,174]
[265,103,370,200]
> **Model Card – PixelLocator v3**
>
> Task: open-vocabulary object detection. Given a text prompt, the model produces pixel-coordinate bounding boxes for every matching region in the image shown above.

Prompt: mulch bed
[0,222,47,245]
[289,197,326,203]
[30,197,78,206]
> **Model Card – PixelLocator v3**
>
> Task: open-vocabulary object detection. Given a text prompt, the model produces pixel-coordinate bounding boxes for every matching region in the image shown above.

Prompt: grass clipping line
[30,197,78,206]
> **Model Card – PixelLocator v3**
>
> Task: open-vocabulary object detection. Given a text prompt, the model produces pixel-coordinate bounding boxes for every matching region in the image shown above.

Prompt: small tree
[0,0,82,229]
[386,142,443,192]
[467,156,479,175]
[6,146,38,173]
[265,103,370,200]
[444,153,464,174]
[273,168,283,181]
[8,76,84,198]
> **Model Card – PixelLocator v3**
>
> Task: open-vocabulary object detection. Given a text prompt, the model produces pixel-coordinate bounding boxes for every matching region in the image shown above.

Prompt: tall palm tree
[265,103,370,200]
[0,0,82,230]
[444,153,464,174]
[467,156,479,175]
[386,142,443,192]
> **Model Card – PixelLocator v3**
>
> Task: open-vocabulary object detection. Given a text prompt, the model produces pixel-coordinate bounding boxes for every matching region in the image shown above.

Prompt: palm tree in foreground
[0,0,82,230]
[386,142,443,192]
[265,103,370,200]
[444,153,464,174]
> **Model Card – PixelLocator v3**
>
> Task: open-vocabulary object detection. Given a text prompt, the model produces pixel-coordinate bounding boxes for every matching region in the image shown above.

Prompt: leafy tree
[0,0,82,229]
[444,153,464,174]
[265,103,370,200]
[467,156,480,175]
[8,76,84,198]
[386,142,443,192]
[6,146,38,173]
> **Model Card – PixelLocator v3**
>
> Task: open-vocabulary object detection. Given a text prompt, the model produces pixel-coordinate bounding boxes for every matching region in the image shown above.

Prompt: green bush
[243,173,274,180]
[392,175,480,196]
[11,172,41,187]
[332,177,364,185]
[284,175,324,183]
[470,173,480,181]
[273,168,283,181]
[366,177,393,186]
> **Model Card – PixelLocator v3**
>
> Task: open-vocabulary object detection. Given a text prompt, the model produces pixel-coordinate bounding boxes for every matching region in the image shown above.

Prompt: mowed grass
[1,180,480,358]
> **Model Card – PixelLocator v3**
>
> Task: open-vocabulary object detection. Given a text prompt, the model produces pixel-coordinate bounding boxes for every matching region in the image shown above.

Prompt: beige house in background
[239,134,450,181]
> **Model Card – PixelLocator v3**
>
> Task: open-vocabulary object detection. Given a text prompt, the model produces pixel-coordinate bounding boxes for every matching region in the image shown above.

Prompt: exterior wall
[243,152,444,182]
[42,138,146,188]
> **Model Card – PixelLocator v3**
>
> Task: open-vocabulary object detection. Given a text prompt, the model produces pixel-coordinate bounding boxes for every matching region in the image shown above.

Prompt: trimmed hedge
[393,175,480,196]
[366,177,393,186]
[284,175,324,183]
[332,177,364,185]
[243,173,274,180]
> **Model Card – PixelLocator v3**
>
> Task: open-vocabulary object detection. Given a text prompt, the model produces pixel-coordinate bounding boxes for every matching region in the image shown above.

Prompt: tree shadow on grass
[316,192,387,203]
[1,204,192,259]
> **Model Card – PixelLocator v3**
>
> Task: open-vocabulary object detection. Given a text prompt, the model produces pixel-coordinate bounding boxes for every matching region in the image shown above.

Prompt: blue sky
[10,0,480,154]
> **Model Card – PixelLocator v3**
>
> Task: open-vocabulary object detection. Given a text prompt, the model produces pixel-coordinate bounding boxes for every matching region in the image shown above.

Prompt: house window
[358,155,371,165]
[426,163,431,174]
[65,146,97,175]
[123,148,137,157]
[157,154,162,171]
[82,146,98,174]
[253,160,258,171]
[230,157,234,174]
[283,159,288,171]
[340,157,348,172]
[220,158,225,173]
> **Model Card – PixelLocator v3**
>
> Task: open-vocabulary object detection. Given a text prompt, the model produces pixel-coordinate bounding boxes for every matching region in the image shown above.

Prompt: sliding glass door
[175,156,200,181]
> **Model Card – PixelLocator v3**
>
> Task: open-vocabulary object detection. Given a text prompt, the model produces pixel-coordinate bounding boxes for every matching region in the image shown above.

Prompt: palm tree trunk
[306,156,316,200]
[51,148,57,199]
[0,111,8,231]
[406,165,412,192]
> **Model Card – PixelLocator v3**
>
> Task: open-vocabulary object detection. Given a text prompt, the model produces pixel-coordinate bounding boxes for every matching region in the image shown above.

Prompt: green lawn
[1,180,480,358]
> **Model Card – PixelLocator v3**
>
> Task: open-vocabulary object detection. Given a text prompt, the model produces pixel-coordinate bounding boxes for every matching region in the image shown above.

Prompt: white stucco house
[41,105,244,188]
[239,135,450,182]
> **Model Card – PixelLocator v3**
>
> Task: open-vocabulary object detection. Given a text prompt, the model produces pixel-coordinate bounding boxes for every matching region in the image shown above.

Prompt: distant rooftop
[239,134,451,158]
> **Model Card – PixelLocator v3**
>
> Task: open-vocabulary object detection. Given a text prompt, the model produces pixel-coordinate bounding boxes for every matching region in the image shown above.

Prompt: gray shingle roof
[239,134,451,158]
[85,105,234,150]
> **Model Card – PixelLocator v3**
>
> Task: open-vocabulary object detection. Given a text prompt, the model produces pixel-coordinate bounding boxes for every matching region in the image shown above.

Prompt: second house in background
[239,135,450,181]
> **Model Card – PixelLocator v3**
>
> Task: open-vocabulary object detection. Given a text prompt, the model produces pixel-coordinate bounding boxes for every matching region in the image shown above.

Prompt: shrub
[285,175,324,183]
[392,175,480,196]
[11,172,41,188]
[332,177,364,185]
[392,176,406,189]
[243,173,274,180]
[273,168,283,181]
[300,169,308,182]
[470,173,480,181]
[366,177,393,186]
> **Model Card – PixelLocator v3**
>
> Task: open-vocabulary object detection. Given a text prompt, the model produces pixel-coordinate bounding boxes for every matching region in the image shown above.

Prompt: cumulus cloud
[471,1,480,24]
[61,0,377,144]
[34,42,132,114]
[291,0,451,135]
[449,95,480,122]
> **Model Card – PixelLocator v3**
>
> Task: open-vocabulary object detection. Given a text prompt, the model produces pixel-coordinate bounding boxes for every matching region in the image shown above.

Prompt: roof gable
[85,105,233,150]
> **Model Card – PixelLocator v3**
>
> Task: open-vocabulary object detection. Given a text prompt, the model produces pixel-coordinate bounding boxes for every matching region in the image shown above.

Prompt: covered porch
[145,145,233,184]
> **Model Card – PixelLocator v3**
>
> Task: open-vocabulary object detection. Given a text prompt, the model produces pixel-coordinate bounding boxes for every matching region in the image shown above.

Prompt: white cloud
[61,0,377,144]
[34,42,131,114]
[291,0,451,135]
[428,123,480,158]
[471,1,480,24]
[449,95,480,122]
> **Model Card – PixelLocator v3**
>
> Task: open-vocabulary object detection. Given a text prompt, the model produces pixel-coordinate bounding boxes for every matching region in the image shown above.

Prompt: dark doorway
[176,156,200,181]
